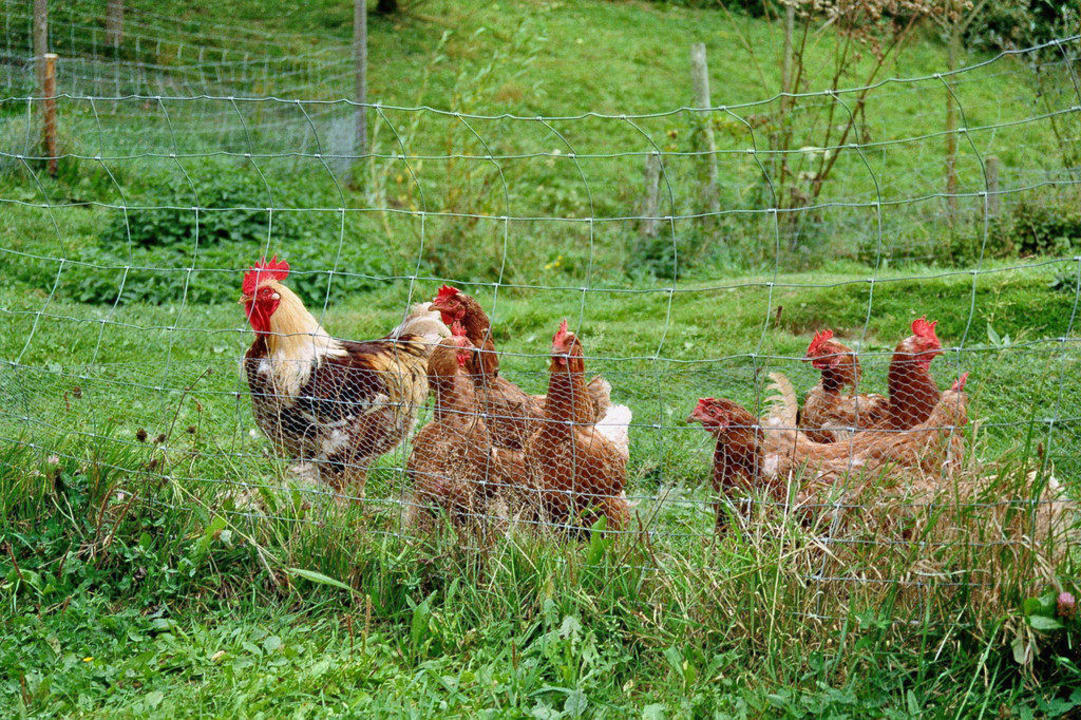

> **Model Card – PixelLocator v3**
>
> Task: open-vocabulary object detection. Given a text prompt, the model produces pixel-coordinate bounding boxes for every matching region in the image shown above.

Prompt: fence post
[106,0,123,48]
[690,43,720,222]
[781,3,795,108]
[944,28,961,224]
[353,0,368,182]
[985,155,1000,217]
[640,151,661,240]
[33,0,47,92]
[43,53,57,177]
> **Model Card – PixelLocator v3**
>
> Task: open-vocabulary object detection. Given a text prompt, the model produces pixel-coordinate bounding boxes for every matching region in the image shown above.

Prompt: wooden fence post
[43,53,57,177]
[353,0,368,181]
[781,3,795,108]
[690,43,720,222]
[34,0,48,92]
[640,151,662,239]
[944,28,961,224]
[985,155,1000,217]
[106,0,124,48]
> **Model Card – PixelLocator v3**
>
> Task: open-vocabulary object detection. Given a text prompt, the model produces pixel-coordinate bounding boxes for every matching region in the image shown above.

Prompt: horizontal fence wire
[0,13,1079,610]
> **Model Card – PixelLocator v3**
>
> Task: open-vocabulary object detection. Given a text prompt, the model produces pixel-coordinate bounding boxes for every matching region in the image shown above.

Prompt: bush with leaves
[53,162,390,307]
[1007,201,1081,256]
[99,163,316,251]
[962,0,1081,53]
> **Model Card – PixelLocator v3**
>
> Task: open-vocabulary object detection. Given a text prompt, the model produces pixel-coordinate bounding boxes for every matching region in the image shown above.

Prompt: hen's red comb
[553,319,570,346]
[951,372,969,392]
[435,284,460,302]
[242,256,289,296]
[450,321,467,337]
[806,328,834,356]
[911,316,939,343]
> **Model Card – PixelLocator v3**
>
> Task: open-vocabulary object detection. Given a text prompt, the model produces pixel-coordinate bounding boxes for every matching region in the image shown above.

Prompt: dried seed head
[136,428,148,443]
[154,433,167,444]
[186,425,197,434]
[72,386,82,398]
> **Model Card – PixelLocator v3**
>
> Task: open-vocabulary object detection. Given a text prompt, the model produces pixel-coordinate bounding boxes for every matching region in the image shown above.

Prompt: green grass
[2,0,1081,717]
[3,261,1080,717]
[3,0,1079,283]
[4,594,1069,719]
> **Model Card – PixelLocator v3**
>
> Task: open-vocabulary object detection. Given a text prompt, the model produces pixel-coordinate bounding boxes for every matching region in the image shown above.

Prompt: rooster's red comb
[450,321,467,337]
[951,372,969,392]
[806,329,834,356]
[242,256,290,296]
[435,284,460,302]
[911,316,939,344]
[553,319,571,346]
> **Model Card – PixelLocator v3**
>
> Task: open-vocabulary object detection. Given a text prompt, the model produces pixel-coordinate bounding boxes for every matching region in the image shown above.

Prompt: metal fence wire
[1,9,1079,604]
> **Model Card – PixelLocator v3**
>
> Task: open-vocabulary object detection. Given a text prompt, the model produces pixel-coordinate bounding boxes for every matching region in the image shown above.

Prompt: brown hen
[801,329,889,442]
[430,285,611,449]
[523,320,631,532]
[407,324,525,528]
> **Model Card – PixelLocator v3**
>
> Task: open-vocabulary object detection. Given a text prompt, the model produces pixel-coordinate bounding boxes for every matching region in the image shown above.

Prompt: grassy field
[2,0,1081,717]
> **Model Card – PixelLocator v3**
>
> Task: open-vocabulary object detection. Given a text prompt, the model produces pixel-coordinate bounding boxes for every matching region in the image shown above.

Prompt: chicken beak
[239,294,252,305]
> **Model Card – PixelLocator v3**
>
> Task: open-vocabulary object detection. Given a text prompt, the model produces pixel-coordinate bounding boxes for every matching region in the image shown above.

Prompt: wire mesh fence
[1,5,1079,617]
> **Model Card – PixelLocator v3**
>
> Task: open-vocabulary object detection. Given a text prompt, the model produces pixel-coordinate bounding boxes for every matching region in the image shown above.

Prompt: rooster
[801,329,889,442]
[430,285,612,448]
[524,320,633,532]
[240,257,447,495]
[407,324,525,528]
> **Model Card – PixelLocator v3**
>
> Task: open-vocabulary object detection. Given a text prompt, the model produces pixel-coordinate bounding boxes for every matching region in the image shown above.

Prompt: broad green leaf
[1027,614,1064,631]
[287,567,354,594]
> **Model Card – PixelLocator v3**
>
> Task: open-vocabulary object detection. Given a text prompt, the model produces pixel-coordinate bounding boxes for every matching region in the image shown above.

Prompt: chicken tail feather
[585,375,612,420]
[765,371,799,429]
[595,403,632,461]
[390,302,452,345]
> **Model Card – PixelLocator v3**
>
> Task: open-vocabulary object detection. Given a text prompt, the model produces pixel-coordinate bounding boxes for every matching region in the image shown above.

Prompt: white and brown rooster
[240,257,448,495]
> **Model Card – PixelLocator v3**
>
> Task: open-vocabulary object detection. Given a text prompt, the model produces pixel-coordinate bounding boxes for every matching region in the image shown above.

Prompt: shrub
[59,238,388,308]
[1008,201,1081,256]
[99,163,311,250]
[60,162,391,306]
[963,0,1081,53]
[924,198,1081,267]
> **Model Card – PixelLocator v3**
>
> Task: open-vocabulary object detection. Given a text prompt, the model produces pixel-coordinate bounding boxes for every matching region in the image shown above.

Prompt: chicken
[691,371,970,529]
[687,397,775,529]
[429,285,501,377]
[389,301,452,342]
[240,257,447,495]
[524,320,632,532]
[430,285,612,448]
[885,316,944,429]
[764,371,970,480]
[406,323,524,528]
[801,329,889,442]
